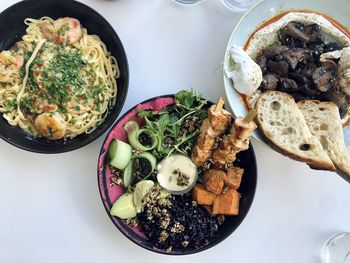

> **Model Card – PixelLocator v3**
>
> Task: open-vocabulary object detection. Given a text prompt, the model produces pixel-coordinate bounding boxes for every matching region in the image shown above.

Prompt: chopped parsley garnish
[57,24,70,35]
[18,42,103,115]
[86,90,94,99]
[20,97,33,114]
[39,47,86,109]
[70,118,77,125]
[47,126,54,137]
[6,99,17,112]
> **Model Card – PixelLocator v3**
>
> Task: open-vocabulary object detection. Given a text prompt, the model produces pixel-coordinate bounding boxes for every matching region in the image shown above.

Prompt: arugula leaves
[175,90,203,109]
[137,90,207,159]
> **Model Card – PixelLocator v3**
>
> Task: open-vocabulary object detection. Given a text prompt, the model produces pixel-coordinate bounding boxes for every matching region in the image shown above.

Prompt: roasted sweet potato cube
[192,184,216,205]
[213,189,240,215]
[225,167,244,189]
[202,169,226,195]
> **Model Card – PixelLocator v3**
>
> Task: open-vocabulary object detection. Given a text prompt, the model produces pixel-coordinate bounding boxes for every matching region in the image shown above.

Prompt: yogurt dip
[157,154,198,194]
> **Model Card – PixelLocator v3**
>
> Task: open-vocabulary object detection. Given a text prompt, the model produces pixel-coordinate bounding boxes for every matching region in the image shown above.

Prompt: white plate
[223,0,350,148]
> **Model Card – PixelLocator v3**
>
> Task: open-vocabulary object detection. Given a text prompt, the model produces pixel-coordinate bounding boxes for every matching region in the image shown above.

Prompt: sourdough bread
[298,100,350,179]
[255,91,335,171]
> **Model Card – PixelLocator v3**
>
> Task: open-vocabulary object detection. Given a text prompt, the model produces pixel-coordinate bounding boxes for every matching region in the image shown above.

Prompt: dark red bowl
[97,95,257,255]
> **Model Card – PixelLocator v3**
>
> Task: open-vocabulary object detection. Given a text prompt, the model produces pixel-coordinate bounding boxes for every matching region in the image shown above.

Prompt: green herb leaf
[138,90,207,159]
[175,90,194,108]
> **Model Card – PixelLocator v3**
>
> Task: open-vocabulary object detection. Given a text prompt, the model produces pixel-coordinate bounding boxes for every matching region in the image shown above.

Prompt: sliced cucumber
[108,139,132,170]
[123,160,134,188]
[110,192,137,219]
[123,120,157,151]
[138,152,157,171]
[133,180,154,213]
[132,152,157,183]
[123,120,141,149]
[136,129,158,150]
[123,120,140,134]
[121,152,157,187]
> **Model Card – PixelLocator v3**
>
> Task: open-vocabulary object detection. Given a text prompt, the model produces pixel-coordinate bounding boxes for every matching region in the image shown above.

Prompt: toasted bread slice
[298,100,350,179]
[255,91,335,171]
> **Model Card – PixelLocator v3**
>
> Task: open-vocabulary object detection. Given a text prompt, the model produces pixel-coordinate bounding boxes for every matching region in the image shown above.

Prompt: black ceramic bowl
[97,95,257,255]
[0,0,129,153]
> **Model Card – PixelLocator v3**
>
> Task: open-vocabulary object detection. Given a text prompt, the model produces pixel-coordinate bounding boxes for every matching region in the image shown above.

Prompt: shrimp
[39,17,82,44]
[34,112,66,139]
[11,53,24,69]
[0,50,24,83]
[53,17,82,44]
[0,51,14,65]
[0,65,13,83]
[0,50,23,69]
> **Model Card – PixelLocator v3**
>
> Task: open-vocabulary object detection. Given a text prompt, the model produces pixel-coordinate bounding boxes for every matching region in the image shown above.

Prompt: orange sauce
[344,118,350,128]
[239,10,350,127]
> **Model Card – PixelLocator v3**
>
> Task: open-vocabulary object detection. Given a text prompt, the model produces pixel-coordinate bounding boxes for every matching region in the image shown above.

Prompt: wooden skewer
[215,97,225,112]
[243,109,257,123]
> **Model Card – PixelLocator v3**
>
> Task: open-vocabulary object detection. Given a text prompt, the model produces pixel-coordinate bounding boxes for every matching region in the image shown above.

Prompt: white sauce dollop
[224,45,263,96]
[157,154,197,194]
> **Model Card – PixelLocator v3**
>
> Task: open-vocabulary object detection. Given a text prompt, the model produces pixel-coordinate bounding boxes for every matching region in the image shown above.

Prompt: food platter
[223,0,350,148]
[97,93,257,255]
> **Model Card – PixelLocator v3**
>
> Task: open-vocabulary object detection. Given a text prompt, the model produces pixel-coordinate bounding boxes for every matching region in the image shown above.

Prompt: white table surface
[0,0,349,262]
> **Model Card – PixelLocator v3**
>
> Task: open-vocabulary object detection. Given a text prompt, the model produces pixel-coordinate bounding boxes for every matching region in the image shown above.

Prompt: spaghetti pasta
[0,17,119,139]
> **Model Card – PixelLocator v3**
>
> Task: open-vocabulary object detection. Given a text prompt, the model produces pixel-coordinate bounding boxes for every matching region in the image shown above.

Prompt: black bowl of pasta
[0,0,129,153]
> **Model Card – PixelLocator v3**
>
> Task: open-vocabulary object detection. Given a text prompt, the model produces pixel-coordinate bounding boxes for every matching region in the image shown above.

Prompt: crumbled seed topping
[124,218,139,227]
[160,217,171,229]
[109,166,123,187]
[143,185,172,222]
[217,215,225,225]
[182,240,189,247]
[184,115,199,133]
[222,185,230,194]
[224,162,233,170]
[159,230,169,242]
[173,168,190,186]
[170,222,185,233]
[162,137,173,148]
[166,246,173,252]
[213,136,223,149]
[132,148,144,156]
[202,159,214,171]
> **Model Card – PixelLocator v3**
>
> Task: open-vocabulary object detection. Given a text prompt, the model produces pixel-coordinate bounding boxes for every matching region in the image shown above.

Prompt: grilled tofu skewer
[212,109,257,168]
[192,97,231,166]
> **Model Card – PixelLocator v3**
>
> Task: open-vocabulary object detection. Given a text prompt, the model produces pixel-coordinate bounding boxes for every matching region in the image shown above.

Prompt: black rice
[138,192,218,250]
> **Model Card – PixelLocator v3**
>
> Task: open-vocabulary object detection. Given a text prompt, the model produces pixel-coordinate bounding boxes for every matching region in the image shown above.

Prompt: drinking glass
[172,0,205,4]
[321,232,350,263]
[221,0,258,12]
